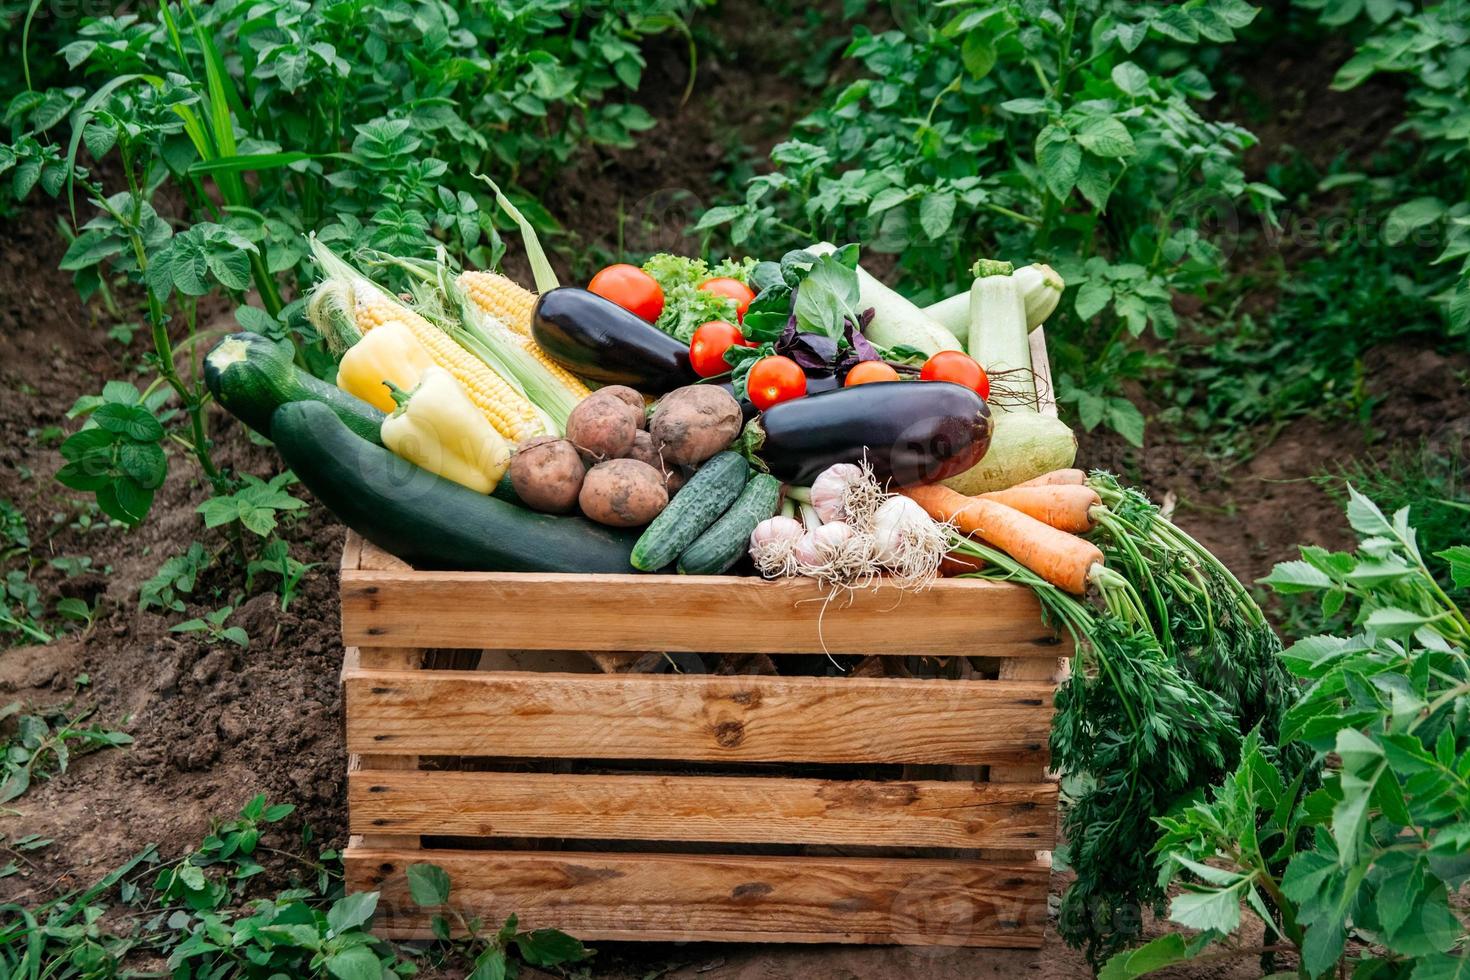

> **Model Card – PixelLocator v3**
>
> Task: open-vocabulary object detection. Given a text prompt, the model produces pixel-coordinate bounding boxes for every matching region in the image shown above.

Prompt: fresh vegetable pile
[204,178,1085,577]
[204,189,1299,963]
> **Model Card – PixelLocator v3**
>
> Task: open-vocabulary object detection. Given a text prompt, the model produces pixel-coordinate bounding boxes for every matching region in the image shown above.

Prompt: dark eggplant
[532,287,696,392]
[756,381,992,487]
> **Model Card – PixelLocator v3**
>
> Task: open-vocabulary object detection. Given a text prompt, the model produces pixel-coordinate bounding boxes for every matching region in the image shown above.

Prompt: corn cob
[458,270,535,335]
[458,270,593,401]
[352,288,548,443]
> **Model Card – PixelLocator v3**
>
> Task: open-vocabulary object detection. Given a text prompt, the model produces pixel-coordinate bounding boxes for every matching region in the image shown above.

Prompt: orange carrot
[939,551,986,577]
[980,484,1101,534]
[903,484,1103,594]
[1015,468,1086,487]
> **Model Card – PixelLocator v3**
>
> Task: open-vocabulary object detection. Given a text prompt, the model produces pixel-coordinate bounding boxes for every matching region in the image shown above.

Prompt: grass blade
[20,0,43,91]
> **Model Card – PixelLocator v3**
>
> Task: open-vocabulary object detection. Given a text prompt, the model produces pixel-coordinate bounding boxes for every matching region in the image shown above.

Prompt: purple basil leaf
[843,319,881,363]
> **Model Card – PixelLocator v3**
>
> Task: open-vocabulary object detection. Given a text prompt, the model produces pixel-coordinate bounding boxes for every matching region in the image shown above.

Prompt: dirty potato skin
[649,385,742,466]
[625,429,665,469]
[664,464,690,495]
[579,458,669,527]
[566,392,639,461]
[595,385,648,429]
[626,429,686,494]
[509,436,585,513]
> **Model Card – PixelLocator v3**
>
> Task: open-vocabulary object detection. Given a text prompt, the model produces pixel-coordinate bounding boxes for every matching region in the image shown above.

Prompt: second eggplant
[755,381,992,487]
[532,287,697,392]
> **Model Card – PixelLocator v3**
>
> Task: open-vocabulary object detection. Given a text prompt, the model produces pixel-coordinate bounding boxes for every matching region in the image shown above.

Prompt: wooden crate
[341,331,1068,948]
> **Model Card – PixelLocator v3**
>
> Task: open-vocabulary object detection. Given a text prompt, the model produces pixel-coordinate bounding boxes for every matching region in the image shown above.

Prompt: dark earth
[1,3,1466,978]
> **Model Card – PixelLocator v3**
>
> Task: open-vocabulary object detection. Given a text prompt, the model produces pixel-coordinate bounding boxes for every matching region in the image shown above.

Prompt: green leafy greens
[641,253,754,342]
[1104,487,1470,979]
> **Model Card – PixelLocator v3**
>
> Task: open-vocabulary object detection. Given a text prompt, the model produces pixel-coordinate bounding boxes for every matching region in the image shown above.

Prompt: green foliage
[139,541,212,613]
[247,538,317,612]
[696,0,1274,444]
[169,605,250,648]
[406,860,594,978]
[55,380,170,527]
[0,569,49,645]
[1044,474,1306,966]
[197,472,306,539]
[1104,488,1470,978]
[0,0,707,543]
[0,701,132,803]
[1297,0,1470,332]
[0,793,592,978]
[0,497,28,561]
[1150,123,1462,456]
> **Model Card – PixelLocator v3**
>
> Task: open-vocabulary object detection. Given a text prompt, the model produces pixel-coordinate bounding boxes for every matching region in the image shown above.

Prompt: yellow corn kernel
[458,269,592,401]
[353,292,547,442]
[458,270,536,335]
[511,332,592,400]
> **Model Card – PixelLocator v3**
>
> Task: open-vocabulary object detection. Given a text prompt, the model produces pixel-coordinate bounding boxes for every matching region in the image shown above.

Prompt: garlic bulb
[792,530,824,569]
[749,516,805,578]
[808,464,865,523]
[807,461,884,529]
[870,495,947,587]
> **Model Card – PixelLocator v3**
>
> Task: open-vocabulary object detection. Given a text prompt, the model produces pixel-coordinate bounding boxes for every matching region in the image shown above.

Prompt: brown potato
[649,385,742,466]
[566,392,638,461]
[595,385,648,429]
[509,437,584,513]
[626,430,689,495]
[578,458,669,527]
[624,430,663,469]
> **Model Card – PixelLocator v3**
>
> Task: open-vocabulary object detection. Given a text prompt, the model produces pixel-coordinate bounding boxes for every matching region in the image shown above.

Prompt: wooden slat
[340,531,363,573]
[344,670,1052,765]
[349,645,426,848]
[984,657,1062,862]
[346,847,1049,946]
[349,769,1057,848]
[341,568,1070,657]
[358,539,411,571]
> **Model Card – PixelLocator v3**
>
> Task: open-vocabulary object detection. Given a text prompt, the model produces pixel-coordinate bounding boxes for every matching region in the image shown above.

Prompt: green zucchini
[677,474,780,575]
[206,332,385,444]
[491,472,522,505]
[271,400,639,573]
[631,452,749,572]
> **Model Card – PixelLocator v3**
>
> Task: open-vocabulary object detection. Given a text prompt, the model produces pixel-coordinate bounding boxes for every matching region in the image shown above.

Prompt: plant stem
[982,201,1043,226]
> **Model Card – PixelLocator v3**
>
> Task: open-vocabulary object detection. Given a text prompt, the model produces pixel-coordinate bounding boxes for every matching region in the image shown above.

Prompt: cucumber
[677,474,780,575]
[205,332,384,444]
[630,452,749,572]
[271,401,639,573]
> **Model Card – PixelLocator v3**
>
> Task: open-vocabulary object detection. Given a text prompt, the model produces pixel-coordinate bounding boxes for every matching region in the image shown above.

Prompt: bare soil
[1,4,1466,979]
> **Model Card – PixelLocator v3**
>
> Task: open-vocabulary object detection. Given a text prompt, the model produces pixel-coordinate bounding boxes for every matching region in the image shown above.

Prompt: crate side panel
[348,768,1057,848]
[340,568,1069,658]
[344,670,1053,766]
[348,847,1049,946]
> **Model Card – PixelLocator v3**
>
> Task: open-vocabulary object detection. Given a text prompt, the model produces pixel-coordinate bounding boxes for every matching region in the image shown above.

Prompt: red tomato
[689,320,747,378]
[920,350,990,400]
[699,277,755,321]
[844,361,901,386]
[747,356,807,410]
[589,264,664,322]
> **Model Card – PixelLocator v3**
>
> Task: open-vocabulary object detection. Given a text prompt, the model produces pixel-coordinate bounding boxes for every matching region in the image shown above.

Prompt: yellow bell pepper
[380,367,511,494]
[336,320,433,412]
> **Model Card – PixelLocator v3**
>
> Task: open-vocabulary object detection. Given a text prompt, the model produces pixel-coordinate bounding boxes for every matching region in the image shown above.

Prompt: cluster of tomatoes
[587,263,991,412]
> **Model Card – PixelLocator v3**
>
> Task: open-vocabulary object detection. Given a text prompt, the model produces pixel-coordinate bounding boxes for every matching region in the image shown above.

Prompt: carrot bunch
[902,468,1105,595]
[908,466,1299,972]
